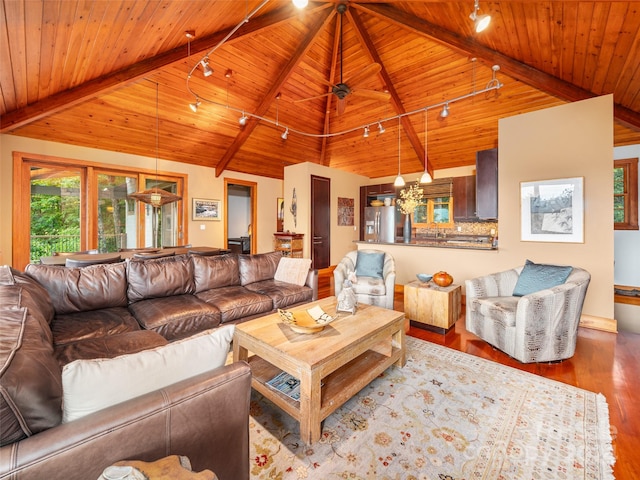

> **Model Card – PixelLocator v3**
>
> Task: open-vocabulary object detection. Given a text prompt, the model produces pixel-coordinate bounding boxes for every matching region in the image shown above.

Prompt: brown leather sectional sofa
[0,251,317,480]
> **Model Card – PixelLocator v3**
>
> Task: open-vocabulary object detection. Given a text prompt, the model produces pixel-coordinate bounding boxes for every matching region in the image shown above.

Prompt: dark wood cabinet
[453,175,476,220]
[476,148,498,219]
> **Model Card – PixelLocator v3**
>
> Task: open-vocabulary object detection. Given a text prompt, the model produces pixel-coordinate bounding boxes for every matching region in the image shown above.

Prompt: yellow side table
[404,280,461,333]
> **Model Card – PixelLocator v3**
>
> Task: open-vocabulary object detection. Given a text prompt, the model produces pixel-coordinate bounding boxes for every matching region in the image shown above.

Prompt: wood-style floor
[317,269,640,479]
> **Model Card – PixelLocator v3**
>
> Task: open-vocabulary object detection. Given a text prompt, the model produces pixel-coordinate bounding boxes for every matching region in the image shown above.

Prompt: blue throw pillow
[355,252,385,278]
[512,259,573,297]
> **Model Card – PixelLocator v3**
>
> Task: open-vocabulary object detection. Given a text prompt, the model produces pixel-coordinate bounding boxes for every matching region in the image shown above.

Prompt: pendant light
[129,82,182,209]
[394,117,405,187]
[420,109,433,184]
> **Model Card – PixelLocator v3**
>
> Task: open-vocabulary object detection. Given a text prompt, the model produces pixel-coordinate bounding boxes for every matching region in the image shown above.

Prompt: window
[614,158,638,230]
[412,178,454,228]
[13,152,187,268]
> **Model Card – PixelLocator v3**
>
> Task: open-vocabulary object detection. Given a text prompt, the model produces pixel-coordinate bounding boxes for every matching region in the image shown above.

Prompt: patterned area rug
[248,336,614,479]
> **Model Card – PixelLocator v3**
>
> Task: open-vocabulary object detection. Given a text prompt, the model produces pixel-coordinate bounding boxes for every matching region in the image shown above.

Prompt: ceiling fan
[294,4,390,115]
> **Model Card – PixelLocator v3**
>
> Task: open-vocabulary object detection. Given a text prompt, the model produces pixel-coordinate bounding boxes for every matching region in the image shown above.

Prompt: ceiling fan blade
[293,92,333,103]
[303,68,336,88]
[350,89,391,101]
[344,63,381,87]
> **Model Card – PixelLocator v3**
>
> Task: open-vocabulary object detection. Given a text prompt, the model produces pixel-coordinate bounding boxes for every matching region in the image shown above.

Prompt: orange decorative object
[433,271,453,287]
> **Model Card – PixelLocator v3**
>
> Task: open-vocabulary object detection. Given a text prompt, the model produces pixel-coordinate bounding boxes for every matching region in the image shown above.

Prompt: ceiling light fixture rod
[192,73,502,139]
[187,0,270,81]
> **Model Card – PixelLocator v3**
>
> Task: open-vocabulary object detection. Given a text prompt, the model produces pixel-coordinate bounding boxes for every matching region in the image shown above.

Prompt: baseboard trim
[579,314,617,333]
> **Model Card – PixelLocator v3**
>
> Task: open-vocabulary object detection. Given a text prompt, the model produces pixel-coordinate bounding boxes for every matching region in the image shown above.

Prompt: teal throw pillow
[512,260,573,297]
[355,251,385,279]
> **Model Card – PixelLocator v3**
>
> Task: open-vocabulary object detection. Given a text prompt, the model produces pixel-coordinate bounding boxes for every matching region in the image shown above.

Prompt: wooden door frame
[224,178,257,254]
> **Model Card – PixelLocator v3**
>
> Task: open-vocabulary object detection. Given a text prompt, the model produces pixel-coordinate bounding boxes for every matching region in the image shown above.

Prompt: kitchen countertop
[356,237,497,250]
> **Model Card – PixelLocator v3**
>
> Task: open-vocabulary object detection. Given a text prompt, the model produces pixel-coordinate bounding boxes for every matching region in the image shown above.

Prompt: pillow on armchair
[354,251,385,278]
[512,259,573,296]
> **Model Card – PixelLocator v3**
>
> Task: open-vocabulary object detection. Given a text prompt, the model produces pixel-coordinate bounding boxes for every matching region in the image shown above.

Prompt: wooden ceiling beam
[0,2,331,133]
[348,8,431,179]
[214,8,335,176]
[357,2,640,131]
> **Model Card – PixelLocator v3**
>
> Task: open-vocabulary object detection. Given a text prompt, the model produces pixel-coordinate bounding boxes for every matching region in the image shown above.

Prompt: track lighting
[440,103,449,118]
[394,118,405,187]
[292,0,308,8]
[281,128,289,140]
[200,58,213,77]
[189,98,201,113]
[420,109,433,184]
[377,122,385,134]
[469,0,491,33]
[239,112,248,125]
[363,126,370,138]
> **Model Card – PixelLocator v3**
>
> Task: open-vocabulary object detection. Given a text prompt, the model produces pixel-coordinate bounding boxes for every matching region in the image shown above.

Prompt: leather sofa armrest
[0,362,251,480]
[305,269,318,301]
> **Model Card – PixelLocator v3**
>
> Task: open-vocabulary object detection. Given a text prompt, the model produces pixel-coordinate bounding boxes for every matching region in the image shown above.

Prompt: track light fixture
[469,0,491,33]
[189,98,201,113]
[440,103,450,118]
[200,58,213,77]
[281,128,289,140]
[420,109,433,184]
[394,118,405,187]
[377,122,385,134]
[363,126,370,138]
[239,112,248,125]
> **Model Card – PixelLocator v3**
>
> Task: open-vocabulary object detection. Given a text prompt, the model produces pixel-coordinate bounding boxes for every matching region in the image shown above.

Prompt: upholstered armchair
[333,249,396,309]
[465,262,590,363]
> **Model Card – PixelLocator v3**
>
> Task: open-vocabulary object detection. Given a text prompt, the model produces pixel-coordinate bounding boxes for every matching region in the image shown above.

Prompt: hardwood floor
[317,269,640,479]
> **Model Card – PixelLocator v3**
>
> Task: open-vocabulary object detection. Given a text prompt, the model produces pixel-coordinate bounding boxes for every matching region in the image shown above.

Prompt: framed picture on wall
[520,177,584,243]
[193,198,221,221]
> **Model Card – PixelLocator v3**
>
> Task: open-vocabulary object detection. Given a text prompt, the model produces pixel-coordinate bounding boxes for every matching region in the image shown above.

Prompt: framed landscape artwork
[520,177,584,243]
[193,198,221,221]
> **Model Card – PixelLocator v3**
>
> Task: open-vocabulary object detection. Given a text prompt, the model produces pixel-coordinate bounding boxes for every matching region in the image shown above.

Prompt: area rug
[248,336,614,479]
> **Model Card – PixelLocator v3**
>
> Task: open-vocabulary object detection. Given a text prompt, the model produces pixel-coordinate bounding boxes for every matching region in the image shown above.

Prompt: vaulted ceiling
[2,0,640,180]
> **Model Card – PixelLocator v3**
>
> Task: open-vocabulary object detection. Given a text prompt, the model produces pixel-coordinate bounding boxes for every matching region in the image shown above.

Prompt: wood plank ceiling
[2,0,640,180]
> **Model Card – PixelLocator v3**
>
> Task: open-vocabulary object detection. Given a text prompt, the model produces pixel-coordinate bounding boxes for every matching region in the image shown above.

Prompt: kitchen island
[354,239,499,289]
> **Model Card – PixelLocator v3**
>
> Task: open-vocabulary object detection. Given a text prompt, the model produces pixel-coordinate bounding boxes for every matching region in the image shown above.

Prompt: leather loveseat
[0,251,317,479]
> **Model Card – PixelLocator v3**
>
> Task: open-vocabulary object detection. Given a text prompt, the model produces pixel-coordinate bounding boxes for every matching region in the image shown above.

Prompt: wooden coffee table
[233,297,405,444]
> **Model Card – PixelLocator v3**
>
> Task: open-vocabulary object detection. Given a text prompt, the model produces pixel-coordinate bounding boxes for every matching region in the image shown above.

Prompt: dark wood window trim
[614,158,638,230]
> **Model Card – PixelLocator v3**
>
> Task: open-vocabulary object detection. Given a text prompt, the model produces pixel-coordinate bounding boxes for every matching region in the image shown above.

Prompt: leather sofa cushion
[128,295,221,341]
[192,253,240,292]
[51,307,141,347]
[244,280,313,309]
[55,330,168,366]
[61,325,235,423]
[196,286,273,323]
[25,263,128,314]
[2,267,55,327]
[127,255,195,303]
[238,251,282,286]
[0,267,62,447]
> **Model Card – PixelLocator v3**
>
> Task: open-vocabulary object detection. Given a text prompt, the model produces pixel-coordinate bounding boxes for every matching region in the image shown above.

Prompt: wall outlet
[200,224,206,230]
[457,226,462,232]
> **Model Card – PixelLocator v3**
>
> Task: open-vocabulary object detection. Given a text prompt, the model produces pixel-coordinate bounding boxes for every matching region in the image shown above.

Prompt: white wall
[227,187,251,238]
[0,134,283,265]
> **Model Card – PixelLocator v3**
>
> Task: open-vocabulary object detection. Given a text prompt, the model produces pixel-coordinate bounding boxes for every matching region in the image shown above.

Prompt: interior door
[311,175,330,269]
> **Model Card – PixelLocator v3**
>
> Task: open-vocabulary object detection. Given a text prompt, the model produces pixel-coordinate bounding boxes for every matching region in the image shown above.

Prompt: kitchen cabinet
[359,183,398,240]
[476,148,498,219]
[453,175,476,220]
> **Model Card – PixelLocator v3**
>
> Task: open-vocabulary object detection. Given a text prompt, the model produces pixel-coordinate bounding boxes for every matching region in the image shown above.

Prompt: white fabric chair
[465,265,590,363]
[333,249,396,309]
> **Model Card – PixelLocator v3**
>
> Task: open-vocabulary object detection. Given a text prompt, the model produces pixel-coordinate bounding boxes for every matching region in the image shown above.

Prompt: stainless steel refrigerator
[364,206,397,243]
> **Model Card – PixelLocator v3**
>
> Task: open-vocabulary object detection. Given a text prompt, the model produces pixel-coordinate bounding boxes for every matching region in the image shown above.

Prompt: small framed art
[520,177,584,243]
[193,198,221,221]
